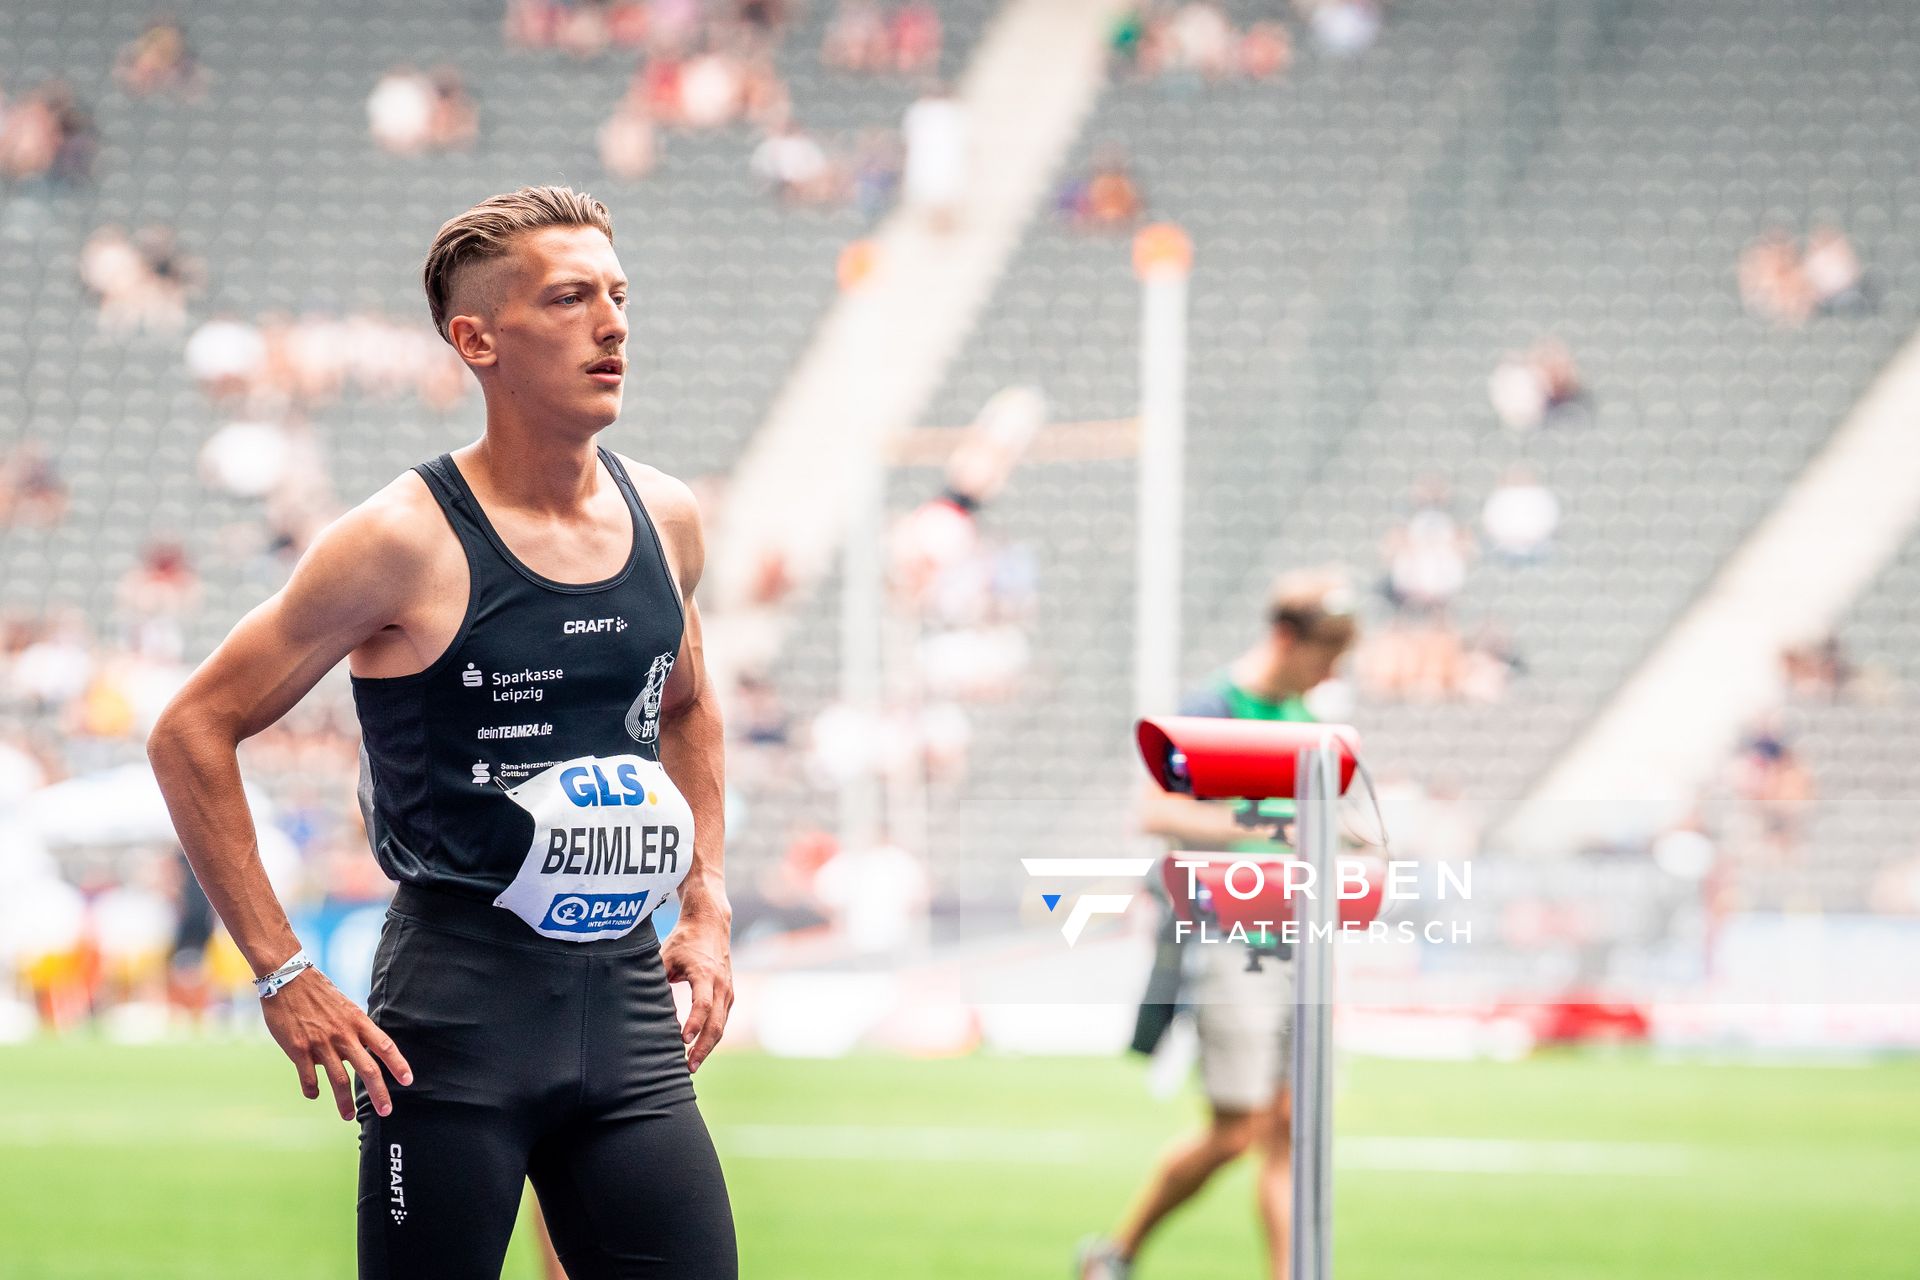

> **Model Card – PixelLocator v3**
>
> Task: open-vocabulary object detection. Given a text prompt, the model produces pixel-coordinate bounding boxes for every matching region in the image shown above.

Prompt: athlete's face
[464,226,630,432]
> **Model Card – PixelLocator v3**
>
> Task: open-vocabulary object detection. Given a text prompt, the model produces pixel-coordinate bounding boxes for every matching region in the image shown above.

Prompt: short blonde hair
[422,185,615,343]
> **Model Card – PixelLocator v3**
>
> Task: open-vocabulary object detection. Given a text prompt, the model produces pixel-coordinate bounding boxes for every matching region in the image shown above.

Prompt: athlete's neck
[461,432,605,516]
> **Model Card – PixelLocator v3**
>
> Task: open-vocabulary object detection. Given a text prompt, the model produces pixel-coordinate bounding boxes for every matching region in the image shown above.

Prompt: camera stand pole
[1289,734,1340,1280]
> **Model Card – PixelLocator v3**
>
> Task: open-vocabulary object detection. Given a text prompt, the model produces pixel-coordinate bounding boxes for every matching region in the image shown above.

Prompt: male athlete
[1079,570,1357,1280]
[148,185,737,1278]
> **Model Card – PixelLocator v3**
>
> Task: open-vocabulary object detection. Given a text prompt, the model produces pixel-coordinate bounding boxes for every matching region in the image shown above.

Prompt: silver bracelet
[254,947,316,999]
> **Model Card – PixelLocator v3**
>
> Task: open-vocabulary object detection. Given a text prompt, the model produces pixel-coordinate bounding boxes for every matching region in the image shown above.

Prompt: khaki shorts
[1191,942,1294,1111]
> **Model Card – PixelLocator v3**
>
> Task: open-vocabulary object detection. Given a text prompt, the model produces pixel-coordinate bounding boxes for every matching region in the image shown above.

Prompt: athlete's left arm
[647,468,733,1073]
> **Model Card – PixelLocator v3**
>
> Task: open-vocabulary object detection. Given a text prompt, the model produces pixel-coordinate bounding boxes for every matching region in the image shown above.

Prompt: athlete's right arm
[147,499,422,1121]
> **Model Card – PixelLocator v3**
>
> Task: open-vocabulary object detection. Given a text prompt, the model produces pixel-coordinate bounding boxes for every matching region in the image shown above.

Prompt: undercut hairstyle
[1266,567,1359,652]
[422,185,615,344]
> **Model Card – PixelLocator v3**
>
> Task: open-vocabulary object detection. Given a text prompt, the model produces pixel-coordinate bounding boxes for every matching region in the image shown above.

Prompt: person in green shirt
[1080,569,1358,1280]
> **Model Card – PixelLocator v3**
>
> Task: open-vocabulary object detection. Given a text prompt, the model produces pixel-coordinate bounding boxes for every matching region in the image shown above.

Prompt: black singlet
[347,449,735,1278]
[352,447,693,941]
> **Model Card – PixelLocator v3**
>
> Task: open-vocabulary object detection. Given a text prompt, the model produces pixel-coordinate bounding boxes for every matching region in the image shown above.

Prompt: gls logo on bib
[492,753,695,942]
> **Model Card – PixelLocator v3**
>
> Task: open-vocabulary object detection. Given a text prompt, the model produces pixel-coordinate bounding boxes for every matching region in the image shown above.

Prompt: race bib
[491,754,695,942]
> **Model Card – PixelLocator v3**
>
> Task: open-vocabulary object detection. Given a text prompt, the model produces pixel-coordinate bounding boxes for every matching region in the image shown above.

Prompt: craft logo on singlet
[562,616,628,635]
[624,652,675,744]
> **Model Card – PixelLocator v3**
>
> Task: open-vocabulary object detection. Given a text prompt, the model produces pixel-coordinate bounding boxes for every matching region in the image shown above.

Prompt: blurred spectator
[895,391,1046,700]
[821,0,937,75]
[902,82,968,229]
[187,308,466,413]
[1869,853,1920,916]
[888,1,942,74]
[1357,616,1461,702]
[737,0,791,37]
[1239,21,1293,78]
[1780,635,1853,701]
[813,836,930,953]
[1488,339,1585,433]
[185,314,267,400]
[505,0,564,48]
[1381,481,1472,614]
[504,0,651,51]
[84,224,203,336]
[80,226,164,335]
[1651,815,1717,881]
[0,445,67,527]
[1357,616,1520,704]
[677,46,746,128]
[1728,718,1815,862]
[823,0,890,72]
[740,51,792,129]
[1803,224,1871,315]
[368,67,436,154]
[1457,624,1524,703]
[1058,145,1146,232]
[1738,227,1815,327]
[200,418,296,500]
[0,79,97,185]
[369,66,477,154]
[638,49,686,120]
[890,387,1045,607]
[427,66,481,150]
[113,16,209,100]
[751,118,835,204]
[1167,2,1234,80]
[556,0,615,57]
[598,92,660,180]
[849,128,903,218]
[733,673,792,747]
[7,611,94,713]
[1113,4,1290,83]
[117,540,201,660]
[163,848,217,1023]
[1301,0,1382,56]
[1480,466,1559,561]
[1109,7,1147,70]
[647,0,705,53]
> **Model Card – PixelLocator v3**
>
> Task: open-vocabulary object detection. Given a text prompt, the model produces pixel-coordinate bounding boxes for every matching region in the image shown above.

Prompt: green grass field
[1,1039,1916,1278]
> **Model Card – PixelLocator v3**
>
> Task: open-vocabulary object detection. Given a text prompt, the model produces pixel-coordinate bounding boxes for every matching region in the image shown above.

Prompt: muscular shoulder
[319,471,448,576]
[285,471,450,621]
[615,452,705,593]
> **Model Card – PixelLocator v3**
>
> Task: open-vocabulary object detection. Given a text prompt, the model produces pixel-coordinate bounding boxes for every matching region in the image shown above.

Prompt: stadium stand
[1246,0,1920,840]
[744,0,1578,891]
[729,0,1920,904]
[6,0,1920,935]
[0,0,996,658]
[1783,522,1920,910]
